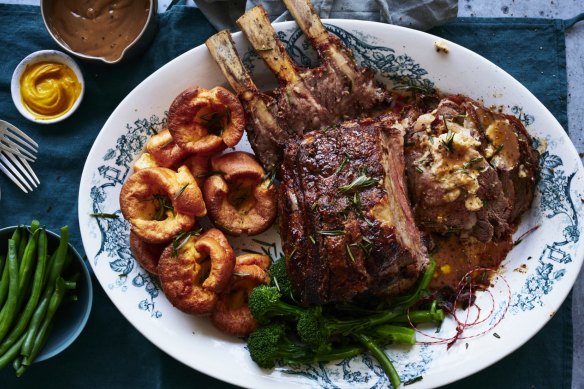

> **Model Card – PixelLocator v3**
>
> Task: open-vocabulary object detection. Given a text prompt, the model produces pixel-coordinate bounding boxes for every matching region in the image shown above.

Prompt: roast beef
[403,95,539,242]
[206,0,388,172]
[279,114,429,305]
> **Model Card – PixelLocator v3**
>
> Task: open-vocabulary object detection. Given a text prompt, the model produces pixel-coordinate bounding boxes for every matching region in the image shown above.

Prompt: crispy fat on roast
[279,114,429,305]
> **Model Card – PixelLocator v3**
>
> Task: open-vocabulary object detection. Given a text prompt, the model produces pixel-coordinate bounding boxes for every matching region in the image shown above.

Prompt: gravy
[44,0,151,62]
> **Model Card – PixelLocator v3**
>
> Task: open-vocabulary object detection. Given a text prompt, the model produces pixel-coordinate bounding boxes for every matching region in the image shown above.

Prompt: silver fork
[0,120,39,193]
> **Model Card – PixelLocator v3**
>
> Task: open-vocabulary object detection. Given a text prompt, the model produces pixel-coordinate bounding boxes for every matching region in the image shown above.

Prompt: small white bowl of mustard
[11,50,85,124]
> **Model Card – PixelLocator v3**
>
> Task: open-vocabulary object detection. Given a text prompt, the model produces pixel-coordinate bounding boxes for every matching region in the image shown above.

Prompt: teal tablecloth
[0,4,573,388]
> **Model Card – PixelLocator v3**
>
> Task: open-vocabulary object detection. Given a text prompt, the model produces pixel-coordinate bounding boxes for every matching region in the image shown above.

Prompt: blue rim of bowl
[0,225,93,362]
[10,50,85,125]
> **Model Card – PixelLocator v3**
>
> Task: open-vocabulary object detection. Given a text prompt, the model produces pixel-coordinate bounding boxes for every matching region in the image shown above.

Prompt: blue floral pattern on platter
[86,25,582,388]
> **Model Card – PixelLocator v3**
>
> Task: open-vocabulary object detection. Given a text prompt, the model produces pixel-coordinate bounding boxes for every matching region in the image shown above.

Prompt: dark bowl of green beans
[0,222,93,376]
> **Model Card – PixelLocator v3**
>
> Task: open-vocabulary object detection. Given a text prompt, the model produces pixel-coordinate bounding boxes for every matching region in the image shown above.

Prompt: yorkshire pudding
[146,128,189,168]
[182,153,212,187]
[211,253,271,337]
[120,165,206,243]
[132,152,158,172]
[203,152,277,236]
[129,231,165,275]
[167,86,245,154]
[157,228,235,315]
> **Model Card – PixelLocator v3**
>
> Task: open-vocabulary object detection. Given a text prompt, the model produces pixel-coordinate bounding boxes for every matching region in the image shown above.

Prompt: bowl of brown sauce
[40,0,158,65]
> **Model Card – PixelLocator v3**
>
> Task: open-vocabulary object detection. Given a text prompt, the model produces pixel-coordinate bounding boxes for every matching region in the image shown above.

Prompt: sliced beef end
[279,114,428,305]
[463,101,540,222]
[404,97,512,242]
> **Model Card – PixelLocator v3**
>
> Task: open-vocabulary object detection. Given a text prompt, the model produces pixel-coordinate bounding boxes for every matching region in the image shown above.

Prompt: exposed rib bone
[206,31,285,171]
[237,6,300,85]
[206,3,388,172]
[283,0,381,105]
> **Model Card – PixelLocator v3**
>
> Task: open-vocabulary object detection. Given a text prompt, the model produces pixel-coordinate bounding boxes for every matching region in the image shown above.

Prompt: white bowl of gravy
[40,0,158,65]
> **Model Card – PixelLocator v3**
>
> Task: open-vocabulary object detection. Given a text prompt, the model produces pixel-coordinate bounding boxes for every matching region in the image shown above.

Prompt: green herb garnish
[334,153,350,175]
[441,116,455,153]
[90,212,119,219]
[171,229,202,257]
[346,244,356,262]
[175,183,190,199]
[317,230,345,236]
[463,157,483,169]
[338,173,378,193]
[152,194,174,221]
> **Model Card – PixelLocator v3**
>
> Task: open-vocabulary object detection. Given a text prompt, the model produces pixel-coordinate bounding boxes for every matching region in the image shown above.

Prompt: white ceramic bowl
[10,50,85,125]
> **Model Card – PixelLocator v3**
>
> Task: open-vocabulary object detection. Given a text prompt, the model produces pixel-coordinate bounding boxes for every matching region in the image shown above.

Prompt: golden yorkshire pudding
[157,228,235,315]
[129,231,166,275]
[120,165,206,243]
[167,86,245,154]
[132,152,158,172]
[211,253,271,337]
[146,128,189,168]
[203,152,277,236]
[182,153,212,188]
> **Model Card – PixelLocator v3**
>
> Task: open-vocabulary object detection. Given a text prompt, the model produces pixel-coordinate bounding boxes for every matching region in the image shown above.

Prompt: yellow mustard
[20,62,81,120]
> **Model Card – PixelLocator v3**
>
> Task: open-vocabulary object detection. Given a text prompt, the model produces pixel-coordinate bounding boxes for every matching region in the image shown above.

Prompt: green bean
[0,229,47,356]
[41,251,58,290]
[16,228,27,265]
[21,277,68,370]
[19,295,49,358]
[16,229,39,310]
[0,255,5,283]
[12,226,26,263]
[20,226,69,358]
[0,240,20,344]
[45,226,69,293]
[0,228,23,310]
[0,334,24,369]
[0,255,9,310]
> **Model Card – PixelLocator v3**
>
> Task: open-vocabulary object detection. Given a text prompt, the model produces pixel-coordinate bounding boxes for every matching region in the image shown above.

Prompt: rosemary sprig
[90,212,119,219]
[171,229,202,257]
[308,235,316,244]
[255,47,273,52]
[153,194,174,221]
[346,244,356,262]
[334,153,350,175]
[338,172,378,193]
[463,157,484,169]
[441,116,455,153]
[359,236,373,256]
[317,229,345,236]
[392,82,435,95]
[201,108,230,136]
[175,183,189,199]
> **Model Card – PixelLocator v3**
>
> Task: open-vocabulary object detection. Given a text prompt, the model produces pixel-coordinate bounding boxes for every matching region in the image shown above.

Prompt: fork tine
[0,153,30,193]
[16,154,39,185]
[1,129,38,153]
[2,151,38,189]
[0,138,36,161]
[0,120,39,149]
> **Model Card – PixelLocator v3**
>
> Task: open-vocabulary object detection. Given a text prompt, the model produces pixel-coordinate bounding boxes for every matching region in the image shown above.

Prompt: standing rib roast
[204,0,538,305]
